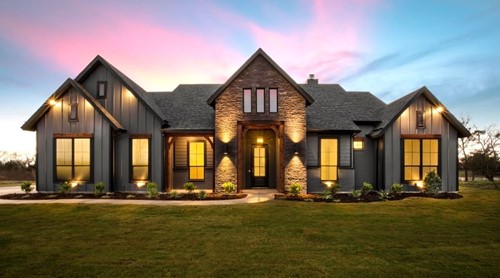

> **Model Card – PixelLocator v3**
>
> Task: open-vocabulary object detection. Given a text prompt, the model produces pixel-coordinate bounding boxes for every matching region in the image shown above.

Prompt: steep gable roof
[207,48,314,106]
[370,86,471,138]
[75,55,166,121]
[303,84,386,132]
[21,78,125,131]
[150,84,221,130]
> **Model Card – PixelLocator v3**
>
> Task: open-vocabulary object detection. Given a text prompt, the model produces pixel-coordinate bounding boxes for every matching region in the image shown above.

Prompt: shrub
[349,189,362,199]
[424,170,442,195]
[198,190,207,200]
[321,189,333,200]
[289,183,302,196]
[378,190,389,199]
[325,182,340,195]
[58,182,70,194]
[183,182,196,193]
[221,182,236,194]
[169,190,180,199]
[146,182,159,198]
[20,181,32,193]
[361,182,373,195]
[93,182,105,195]
[390,183,403,196]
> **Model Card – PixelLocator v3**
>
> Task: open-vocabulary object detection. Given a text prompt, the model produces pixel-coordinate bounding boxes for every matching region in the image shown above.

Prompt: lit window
[189,141,205,180]
[55,138,91,181]
[403,139,438,181]
[416,111,425,128]
[256,88,264,113]
[269,88,278,113]
[131,138,149,181]
[353,139,364,150]
[253,146,266,177]
[320,138,338,181]
[243,88,252,113]
[97,81,107,99]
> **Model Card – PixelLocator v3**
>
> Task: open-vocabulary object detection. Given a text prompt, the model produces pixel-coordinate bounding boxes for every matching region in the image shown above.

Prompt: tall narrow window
[269,88,278,113]
[55,138,91,181]
[243,88,252,113]
[320,138,338,181]
[189,141,205,180]
[416,111,425,128]
[97,81,107,99]
[256,88,264,113]
[403,138,439,181]
[69,92,78,121]
[131,138,150,181]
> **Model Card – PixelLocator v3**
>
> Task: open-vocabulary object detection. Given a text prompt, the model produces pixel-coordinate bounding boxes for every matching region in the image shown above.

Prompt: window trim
[401,137,441,182]
[129,135,152,182]
[187,140,206,181]
[53,136,93,183]
[269,88,278,113]
[256,88,265,113]
[97,81,108,99]
[319,137,339,182]
[243,88,252,113]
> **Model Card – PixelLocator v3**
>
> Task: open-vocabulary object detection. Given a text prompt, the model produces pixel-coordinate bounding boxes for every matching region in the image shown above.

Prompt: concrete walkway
[0,187,277,206]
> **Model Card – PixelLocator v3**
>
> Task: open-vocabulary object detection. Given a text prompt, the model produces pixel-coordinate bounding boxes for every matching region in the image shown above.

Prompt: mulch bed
[0,192,247,201]
[275,191,463,203]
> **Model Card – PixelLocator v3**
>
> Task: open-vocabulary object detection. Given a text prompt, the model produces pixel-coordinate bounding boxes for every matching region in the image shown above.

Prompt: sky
[0,0,499,155]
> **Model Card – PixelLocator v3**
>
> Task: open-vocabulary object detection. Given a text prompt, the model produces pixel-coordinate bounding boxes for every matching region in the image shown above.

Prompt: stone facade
[214,54,307,193]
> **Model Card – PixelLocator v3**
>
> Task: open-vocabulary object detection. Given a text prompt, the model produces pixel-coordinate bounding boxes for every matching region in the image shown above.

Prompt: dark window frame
[416,111,425,128]
[319,136,340,182]
[187,140,206,181]
[401,138,441,182]
[269,88,278,113]
[69,103,78,121]
[256,88,265,113]
[53,136,93,183]
[97,81,108,99]
[129,135,152,182]
[243,88,252,113]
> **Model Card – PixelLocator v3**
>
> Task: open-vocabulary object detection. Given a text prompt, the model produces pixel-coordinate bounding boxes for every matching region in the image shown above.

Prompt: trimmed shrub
[20,181,32,193]
[93,182,105,195]
[146,182,159,198]
[58,182,70,194]
[221,182,236,194]
[424,170,442,195]
[361,182,373,195]
[183,182,196,193]
[198,190,207,200]
[390,183,403,196]
[289,183,302,196]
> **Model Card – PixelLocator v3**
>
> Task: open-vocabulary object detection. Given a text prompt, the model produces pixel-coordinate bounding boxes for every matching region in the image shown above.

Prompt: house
[21,49,470,193]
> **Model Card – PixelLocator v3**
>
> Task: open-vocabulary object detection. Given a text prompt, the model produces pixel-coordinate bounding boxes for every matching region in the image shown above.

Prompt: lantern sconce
[223,143,228,155]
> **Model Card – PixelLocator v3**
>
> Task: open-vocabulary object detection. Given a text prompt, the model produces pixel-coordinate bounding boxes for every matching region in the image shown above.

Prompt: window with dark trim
[69,92,78,121]
[416,111,425,128]
[256,88,264,113]
[243,88,252,113]
[97,81,107,99]
[403,139,439,181]
[269,88,278,113]
[353,138,364,150]
[188,141,205,180]
[55,138,91,181]
[320,138,338,181]
[131,137,150,181]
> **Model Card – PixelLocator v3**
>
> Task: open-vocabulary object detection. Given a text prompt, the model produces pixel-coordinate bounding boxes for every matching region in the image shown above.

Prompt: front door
[252,144,268,187]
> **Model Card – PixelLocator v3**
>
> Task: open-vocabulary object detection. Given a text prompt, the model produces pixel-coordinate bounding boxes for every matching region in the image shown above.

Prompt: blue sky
[0,0,499,154]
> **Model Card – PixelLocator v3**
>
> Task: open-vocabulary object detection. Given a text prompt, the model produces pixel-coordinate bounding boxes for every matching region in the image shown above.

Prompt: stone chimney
[307,73,318,85]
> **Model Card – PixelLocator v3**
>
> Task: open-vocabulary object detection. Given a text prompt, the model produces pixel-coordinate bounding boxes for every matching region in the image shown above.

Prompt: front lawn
[0,185,498,277]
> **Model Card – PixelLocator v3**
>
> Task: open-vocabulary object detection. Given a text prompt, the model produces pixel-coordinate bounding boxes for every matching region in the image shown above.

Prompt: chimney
[307,73,318,85]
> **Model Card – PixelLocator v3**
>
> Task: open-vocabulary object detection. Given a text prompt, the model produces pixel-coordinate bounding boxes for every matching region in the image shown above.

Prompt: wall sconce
[223,143,228,155]
[256,138,264,144]
[294,143,299,155]
[435,106,444,113]
[136,181,146,188]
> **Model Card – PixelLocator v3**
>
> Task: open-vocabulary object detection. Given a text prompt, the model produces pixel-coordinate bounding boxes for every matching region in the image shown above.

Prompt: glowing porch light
[48,99,59,106]
[435,106,444,113]
[256,138,264,144]
[136,181,146,188]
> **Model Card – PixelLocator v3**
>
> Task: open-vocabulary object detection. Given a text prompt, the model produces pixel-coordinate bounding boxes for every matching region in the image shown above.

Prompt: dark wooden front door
[251,144,268,187]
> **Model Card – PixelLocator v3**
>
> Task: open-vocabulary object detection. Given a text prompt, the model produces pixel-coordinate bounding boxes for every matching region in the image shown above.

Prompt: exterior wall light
[256,138,264,144]
[294,143,299,155]
[223,143,228,155]
[435,106,444,113]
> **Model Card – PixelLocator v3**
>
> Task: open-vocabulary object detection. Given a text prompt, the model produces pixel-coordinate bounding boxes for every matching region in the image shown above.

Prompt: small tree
[424,170,442,195]
[458,115,475,181]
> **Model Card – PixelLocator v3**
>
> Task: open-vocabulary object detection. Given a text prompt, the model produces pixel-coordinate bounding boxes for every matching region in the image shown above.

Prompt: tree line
[0,151,35,171]
[459,116,499,182]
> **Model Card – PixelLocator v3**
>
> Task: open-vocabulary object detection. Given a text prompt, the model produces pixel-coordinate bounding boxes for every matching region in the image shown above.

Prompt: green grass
[0,185,498,277]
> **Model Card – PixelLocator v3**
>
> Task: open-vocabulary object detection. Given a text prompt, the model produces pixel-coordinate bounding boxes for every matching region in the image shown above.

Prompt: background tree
[458,115,475,181]
[469,125,500,183]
